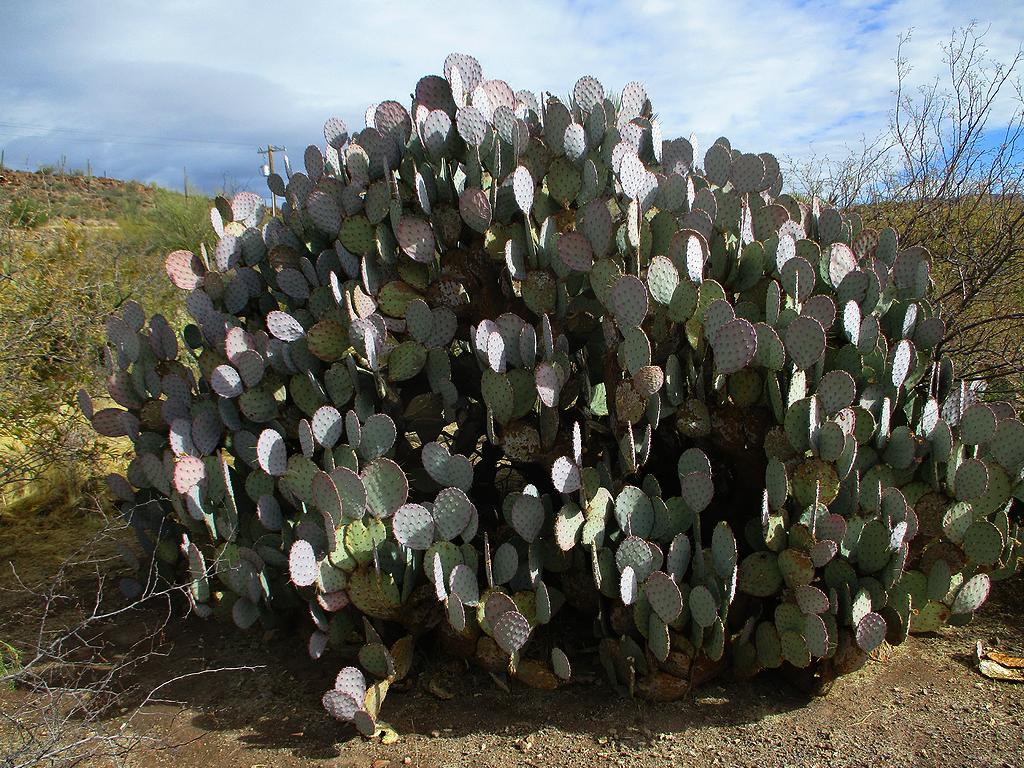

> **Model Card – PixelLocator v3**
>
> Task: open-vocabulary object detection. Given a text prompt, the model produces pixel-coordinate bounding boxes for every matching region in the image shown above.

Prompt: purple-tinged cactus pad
[855,612,887,652]
[558,231,594,273]
[266,310,304,342]
[289,540,318,587]
[610,275,649,328]
[951,573,991,614]
[257,429,288,476]
[165,249,206,290]
[493,609,531,655]
[551,456,581,494]
[396,216,436,263]
[712,318,757,375]
[785,316,826,371]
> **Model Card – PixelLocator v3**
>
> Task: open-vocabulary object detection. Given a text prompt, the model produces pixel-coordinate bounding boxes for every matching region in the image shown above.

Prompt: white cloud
[0,0,1020,191]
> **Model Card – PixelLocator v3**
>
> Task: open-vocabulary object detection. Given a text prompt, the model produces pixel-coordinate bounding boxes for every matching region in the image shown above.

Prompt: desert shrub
[117,187,216,259]
[87,54,1023,736]
[0,190,211,503]
[4,196,49,229]
[0,640,20,689]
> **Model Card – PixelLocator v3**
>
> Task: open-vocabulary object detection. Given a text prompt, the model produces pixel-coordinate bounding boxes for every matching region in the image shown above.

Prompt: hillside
[0,168,214,519]
[0,168,162,225]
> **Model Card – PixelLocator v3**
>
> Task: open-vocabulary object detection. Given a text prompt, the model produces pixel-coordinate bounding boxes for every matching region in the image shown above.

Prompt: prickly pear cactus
[85,54,1023,733]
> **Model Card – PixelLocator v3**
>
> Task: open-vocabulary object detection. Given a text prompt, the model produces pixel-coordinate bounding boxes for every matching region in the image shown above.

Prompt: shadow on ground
[2,520,1022,768]
[90,600,819,762]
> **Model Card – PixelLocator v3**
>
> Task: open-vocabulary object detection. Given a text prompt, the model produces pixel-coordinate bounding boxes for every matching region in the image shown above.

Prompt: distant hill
[0,168,187,228]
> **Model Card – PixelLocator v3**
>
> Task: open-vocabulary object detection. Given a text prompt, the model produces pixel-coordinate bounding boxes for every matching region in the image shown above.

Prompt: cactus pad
[785,316,826,371]
[361,458,408,518]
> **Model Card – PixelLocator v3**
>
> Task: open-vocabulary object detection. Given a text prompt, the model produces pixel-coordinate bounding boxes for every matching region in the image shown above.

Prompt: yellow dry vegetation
[0,173,213,516]
[858,193,1024,400]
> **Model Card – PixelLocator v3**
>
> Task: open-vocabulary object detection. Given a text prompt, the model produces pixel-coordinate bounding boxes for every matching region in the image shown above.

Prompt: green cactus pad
[688,585,717,628]
[448,563,480,607]
[433,488,475,541]
[509,493,545,543]
[387,341,428,382]
[615,486,654,539]
[778,630,810,668]
[910,600,952,633]
[804,614,831,658]
[959,404,997,445]
[711,521,737,580]
[361,458,408,518]
[551,648,572,681]
[392,504,435,550]
[778,549,815,588]
[647,255,680,305]
[643,571,682,623]
[616,536,655,580]
[855,520,893,573]
[962,520,1004,565]
[491,543,519,585]
[990,419,1024,472]
[955,458,990,502]
[756,621,783,669]
[679,472,714,514]
[256,429,288,477]
[738,552,784,597]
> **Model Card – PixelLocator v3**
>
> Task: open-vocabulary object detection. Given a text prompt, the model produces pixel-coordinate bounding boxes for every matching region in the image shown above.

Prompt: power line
[0,121,255,149]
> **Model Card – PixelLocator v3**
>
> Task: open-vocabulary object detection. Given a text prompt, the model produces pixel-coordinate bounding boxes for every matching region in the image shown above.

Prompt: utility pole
[258,145,286,216]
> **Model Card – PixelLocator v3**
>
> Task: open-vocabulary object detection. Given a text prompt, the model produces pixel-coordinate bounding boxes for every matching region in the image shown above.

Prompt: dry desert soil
[1,508,1022,768]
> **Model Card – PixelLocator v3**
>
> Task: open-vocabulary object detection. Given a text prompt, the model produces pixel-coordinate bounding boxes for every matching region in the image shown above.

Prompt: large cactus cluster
[84,54,1023,734]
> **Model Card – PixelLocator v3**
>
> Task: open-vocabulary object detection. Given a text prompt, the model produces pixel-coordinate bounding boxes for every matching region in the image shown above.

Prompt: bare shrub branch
[787,24,1024,399]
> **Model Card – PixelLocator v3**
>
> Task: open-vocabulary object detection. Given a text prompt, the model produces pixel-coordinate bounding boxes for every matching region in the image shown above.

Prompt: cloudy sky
[2,0,1021,194]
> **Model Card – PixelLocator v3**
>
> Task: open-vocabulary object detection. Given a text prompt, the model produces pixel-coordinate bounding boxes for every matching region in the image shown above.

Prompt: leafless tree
[789,24,1024,398]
